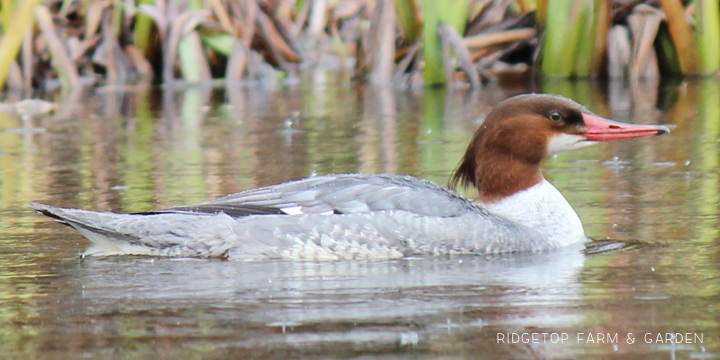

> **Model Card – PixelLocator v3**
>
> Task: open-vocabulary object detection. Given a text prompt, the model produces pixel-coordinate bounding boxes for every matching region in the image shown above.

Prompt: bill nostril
[609,125,621,129]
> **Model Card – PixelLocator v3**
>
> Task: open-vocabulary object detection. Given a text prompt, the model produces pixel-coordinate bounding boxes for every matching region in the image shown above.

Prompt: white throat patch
[546,133,595,155]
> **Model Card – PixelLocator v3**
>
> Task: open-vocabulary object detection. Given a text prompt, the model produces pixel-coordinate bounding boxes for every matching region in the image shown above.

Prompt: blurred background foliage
[0,0,718,92]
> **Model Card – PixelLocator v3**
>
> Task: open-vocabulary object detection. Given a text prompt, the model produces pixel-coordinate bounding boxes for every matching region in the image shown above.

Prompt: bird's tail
[30,203,150,257]
[29,203,237,258]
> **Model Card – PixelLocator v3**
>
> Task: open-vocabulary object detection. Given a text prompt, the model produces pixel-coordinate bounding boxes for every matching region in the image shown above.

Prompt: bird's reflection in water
[57,246,586,357]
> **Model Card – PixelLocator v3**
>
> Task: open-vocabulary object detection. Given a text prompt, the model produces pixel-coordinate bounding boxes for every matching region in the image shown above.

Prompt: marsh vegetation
[0,0,717,93]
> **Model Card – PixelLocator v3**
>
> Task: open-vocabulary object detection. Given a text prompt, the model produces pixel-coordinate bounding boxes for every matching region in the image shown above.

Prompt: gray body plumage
[30,174,582,260]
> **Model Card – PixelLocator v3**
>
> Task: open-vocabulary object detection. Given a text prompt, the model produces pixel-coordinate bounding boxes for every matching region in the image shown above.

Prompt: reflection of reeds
[0,0,719,90]
[696,80,720,244]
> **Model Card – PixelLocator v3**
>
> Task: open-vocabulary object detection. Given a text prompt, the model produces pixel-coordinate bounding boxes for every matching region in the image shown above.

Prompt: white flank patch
[281,205,336,216]
[546,133,595,154]
[280,205,304,215]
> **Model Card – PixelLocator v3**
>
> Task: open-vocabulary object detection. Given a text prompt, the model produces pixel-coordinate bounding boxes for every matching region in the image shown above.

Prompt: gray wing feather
[203,174,476,217]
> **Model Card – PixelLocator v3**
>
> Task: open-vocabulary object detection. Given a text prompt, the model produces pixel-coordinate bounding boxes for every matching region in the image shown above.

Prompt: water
[0,77,718,359]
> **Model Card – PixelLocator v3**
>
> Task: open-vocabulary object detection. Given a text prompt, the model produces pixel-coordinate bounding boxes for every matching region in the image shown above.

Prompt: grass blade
[695,0,720,73]
[572,0,594,76]
[0,0,14,35]
[463,28,536,49]
[84,1,106,40]
[291,0,311,38]
[540,0,571,77]
[201,32,234,56]
[697,81,720,241]
[658,0,701,74]
[35,4,81,89]
[225,40,248,82]
[22,24,32,88]
[371,0,395,84]
[112,0,123,35]
[0,0,39,90]
[6,61,23,89]
[166,10,210,83]
[423,0,469,85]
[178,30,212,83]
[541,0,579,77]
[536,0,547,27]
[655,24,682,76]
[307,0,327,44]
[134,0,155,52]
[607,25,631,78]
[208,0,234,34]
[628,7,662,79]
[438,22,480,88]
[395,0,421,45]
[590,0,610,75]
[256,9,301,66]
[125,44,154,79]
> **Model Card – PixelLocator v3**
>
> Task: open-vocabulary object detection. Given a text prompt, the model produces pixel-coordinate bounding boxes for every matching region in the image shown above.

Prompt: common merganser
[30,94,669,260]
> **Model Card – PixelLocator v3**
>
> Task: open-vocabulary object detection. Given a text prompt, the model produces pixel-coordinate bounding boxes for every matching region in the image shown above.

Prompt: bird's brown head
[450,94,669,202]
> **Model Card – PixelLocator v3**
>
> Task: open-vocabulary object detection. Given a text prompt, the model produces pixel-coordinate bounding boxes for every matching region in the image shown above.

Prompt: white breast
[478,180,587,248]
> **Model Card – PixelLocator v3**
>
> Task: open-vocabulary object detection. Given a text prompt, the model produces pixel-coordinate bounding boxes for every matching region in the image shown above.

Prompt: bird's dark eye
[549,111,564,123]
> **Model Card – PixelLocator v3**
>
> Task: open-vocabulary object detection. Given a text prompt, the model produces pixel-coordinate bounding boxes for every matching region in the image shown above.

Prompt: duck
[30,94,670,261]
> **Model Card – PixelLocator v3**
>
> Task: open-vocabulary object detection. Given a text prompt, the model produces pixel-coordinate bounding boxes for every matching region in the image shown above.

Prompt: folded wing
[155,174,479,218]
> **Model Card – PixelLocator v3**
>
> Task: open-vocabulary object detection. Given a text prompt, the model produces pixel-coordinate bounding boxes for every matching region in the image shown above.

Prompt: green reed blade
[201,32,234,56]
[695,0,720,73]
[655,24,682,76]
[0,0,39,90]
[423,0,468,85]
[395,0,421,45]
[572,0,594,77]
[659,0,701,74]
[536,0,547,27]
[590,0,610,75]
[541,0,576,77]
[0,0,14,35]
[134,0,155,52]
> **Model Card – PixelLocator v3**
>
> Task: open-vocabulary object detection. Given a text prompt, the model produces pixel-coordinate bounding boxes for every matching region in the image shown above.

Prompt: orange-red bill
[581,113,671,142]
